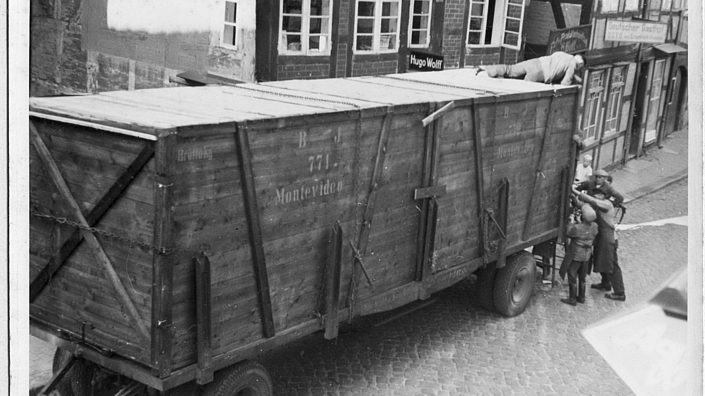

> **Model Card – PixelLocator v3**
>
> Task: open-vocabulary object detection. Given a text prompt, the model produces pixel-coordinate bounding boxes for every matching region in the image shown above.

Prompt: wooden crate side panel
[29,119,155,364]
[168,132,261,369]
[431,105,480,272]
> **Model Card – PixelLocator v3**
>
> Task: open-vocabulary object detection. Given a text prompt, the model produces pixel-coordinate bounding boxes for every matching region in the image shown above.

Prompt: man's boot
[577,282,586,304]
[561,284,577,306]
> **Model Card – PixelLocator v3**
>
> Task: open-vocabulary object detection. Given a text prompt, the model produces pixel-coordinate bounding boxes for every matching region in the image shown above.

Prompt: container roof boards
[29,69,576,140]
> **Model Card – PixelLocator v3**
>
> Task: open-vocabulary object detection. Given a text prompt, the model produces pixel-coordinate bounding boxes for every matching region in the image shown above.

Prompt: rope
[378,75,501,96]
[31,210,202,256]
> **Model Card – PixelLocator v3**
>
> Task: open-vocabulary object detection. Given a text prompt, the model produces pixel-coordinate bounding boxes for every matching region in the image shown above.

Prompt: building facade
[30,0,534,94]
[525,0,687,170]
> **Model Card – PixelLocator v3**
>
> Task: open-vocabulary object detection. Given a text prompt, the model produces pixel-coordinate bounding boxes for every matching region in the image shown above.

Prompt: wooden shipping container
[29,69,579,395]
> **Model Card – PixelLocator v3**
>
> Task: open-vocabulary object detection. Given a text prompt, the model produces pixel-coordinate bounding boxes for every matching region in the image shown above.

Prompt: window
[409,0,432,47]
[584,70,605,141]
[502,0,524,48]
[280,0,333,55]
[221,1,238,49]
[604,67,626,134]
[651,59,665,100]
[354,0,400,53]
[467,0,526,50]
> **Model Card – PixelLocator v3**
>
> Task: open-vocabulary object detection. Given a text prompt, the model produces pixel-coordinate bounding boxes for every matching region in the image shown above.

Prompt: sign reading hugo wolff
[546,25,592,55]
[604,19,667,44]
[409,49,444,71]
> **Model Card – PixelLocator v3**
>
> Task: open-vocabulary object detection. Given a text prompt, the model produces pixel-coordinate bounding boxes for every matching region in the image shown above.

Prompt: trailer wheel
[70,359,99,396]
[493,252,536,317]
[51,348,74,396]
[203,360,273,396]
[475,263,497,312]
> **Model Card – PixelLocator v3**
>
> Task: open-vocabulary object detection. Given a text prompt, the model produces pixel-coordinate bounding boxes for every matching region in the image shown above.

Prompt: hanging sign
[409,49,444,71]
[546,25,592,55]
[604,19,668,44]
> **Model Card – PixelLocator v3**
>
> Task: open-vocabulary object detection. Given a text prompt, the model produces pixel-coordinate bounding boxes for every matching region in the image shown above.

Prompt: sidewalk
[608,129,689,203]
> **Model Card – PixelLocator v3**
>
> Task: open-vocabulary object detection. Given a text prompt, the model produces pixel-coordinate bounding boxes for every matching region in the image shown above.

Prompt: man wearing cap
[559,203,599,306]
[476,51,585,86]
[572,186,626,301]
[576,168,624,206]
[574,154,593,184]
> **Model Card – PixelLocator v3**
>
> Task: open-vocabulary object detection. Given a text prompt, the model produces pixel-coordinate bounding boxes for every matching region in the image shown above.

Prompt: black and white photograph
[4,0,703,395]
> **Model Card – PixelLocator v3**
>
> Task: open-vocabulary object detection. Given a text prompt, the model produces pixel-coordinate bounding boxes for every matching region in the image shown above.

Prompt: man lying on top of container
[476,51,585,86]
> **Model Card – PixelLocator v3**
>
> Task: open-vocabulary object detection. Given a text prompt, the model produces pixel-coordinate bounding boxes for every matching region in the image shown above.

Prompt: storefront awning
[653,43,687,54]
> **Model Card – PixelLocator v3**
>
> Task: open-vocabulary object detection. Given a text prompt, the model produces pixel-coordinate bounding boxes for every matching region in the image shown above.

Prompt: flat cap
[594,169,609,177]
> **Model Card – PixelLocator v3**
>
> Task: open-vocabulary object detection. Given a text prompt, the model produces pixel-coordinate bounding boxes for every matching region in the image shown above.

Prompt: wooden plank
[29,122,152,345]
[235,124,275,338]
[523,94,556,241]
[30,111,158,141]
[194,255,214,385]
[324,222,343,339]
[31,143,154,301]
[351,108,396,290]
[151,134,176,377]
[471,102,486,258]
[415,103,436,282]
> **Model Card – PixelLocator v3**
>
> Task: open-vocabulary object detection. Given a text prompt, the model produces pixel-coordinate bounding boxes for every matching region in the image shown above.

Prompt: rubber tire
[493,251,537,317]
[51,348,75,396]
[202,360,273,396]
[475,263,497,312]
[70,358,98,396]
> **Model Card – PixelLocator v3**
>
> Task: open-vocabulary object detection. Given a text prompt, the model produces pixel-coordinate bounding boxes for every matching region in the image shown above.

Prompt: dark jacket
[576,180,624,206]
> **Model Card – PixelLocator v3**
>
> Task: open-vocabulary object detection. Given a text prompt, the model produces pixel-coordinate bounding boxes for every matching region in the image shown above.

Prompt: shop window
[467,0,526,50]
[221,1,239,49]
[584,70,605,142]
[624,0,640,11]
[280,0,333,55]
[651,60,665,100]
[604,67,626,134]
[354,0,401,53]
[409,0,432,47]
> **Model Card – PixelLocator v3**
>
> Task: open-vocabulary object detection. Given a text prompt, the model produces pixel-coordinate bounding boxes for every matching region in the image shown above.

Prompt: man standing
[572,186,626,301]
[477,51,585,86]
[576,169,624,206]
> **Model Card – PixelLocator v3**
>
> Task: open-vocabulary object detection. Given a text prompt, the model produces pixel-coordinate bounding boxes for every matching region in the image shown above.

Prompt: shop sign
[409,49,444,71]
[605,20,667,44]
[546,25,592,55]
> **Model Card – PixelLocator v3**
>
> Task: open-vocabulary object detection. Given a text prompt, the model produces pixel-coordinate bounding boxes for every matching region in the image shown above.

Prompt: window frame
[466,0,526,50]
[279,0,334,56]
[408,0,433,48]
[353,0,402,54]
[583,70,606,142]
[220,0,239,50]
[604,66,627,135]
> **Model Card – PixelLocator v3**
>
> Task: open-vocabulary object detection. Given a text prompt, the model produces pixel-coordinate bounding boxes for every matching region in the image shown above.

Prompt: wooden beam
[324,222,343,340]
[29,122,151,344]
[353,108,396,284]
[471,102,486,258]
[235,124,275,338]
[523,94,556,241]
[194,254,213,385]
[30,141,155,301]
[415,103,436,282]
[496,178,509,269]
[421,101,455,127]
[151,134,176,378]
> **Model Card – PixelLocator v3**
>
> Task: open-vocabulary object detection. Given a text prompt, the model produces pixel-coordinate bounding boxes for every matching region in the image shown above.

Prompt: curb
[622,169,688,204]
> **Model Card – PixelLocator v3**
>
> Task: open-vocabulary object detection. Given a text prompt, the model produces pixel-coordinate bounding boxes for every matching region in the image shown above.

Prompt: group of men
[478,51,627,306]
[559,166,626,306]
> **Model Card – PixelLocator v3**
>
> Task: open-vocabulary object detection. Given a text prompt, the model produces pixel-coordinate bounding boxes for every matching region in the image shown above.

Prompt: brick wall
[350,53,399,77]
[277,57,332,80]
[441,0,466,69]
[465,47,501,66]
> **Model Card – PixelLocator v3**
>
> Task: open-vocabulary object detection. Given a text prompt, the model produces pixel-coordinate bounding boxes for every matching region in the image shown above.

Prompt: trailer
[29,69,578,395]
